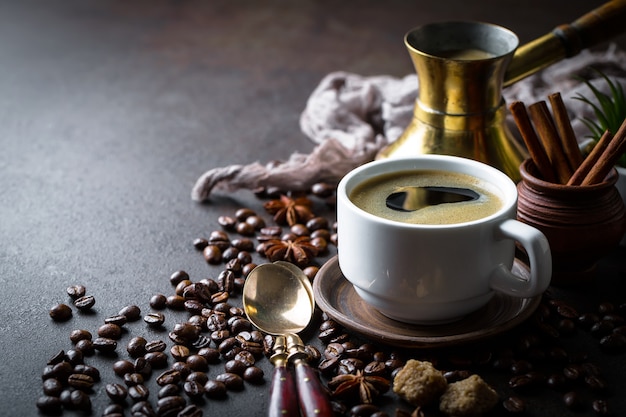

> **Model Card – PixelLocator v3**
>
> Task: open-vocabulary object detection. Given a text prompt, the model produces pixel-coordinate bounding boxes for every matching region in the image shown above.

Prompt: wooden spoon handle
[294,359,334,417]
[268,364,300,417]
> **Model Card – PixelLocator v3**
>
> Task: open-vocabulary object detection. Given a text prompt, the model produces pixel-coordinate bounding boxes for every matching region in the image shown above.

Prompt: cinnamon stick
[567,130,614,185]
[548,92,584,171]
[509,101,557,183]
[581,118,626,185]
[528,101,573,184]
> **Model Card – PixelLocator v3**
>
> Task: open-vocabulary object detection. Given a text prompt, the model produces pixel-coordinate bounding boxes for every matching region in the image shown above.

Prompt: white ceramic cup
[337,155,552,324]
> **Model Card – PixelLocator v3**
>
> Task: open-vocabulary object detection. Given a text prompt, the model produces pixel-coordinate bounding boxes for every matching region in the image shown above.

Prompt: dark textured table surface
[2,1,626,416]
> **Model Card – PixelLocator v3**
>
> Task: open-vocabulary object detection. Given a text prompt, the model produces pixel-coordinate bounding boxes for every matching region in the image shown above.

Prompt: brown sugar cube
[439,374,499,416]
[393,359,447,406]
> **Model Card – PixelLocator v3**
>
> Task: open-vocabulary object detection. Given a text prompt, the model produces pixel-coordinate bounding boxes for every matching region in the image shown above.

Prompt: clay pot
[517,158,626,285]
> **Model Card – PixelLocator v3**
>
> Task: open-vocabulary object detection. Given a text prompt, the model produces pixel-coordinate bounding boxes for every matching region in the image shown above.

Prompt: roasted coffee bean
[207,315,228,334]
[69,329,92,344]
[75,339,94,355]
[171,362,192,380]
[142,339,166,353]
[203,245,222,264]
[592,399,610,415]
[235,221,255,236]
[103,403,125,415]
[59,389,73,408]
[157,395,187,416]
[443,369,472,383]
[578,312,600,329]
[204,380,227,399]
[349,403,381,417]
[183,380,205,399]
[173,322,201,342]
[74,295,96,311]
[234,350,256,367]
[134,357,152,378]
[209,229,231,244]
[224,359,247,376]
[166,294,186,310]
[184,300,205,316]
[105,314,128,327]
[65,348,84,366]
[599,333,626,353]
[215,372,244,391]
[175,280,193,296]
[67,373,94,390]
[598,301,615,314]
[563,391,584,410]
[318,357,340,376]
[186,371,209,386]
[184,355,207,372]
[105,383,128,402]
[218,215,237,230]
[42,378,63,396]
[69,389,91,410]
[119,304,141,321]
[242,263,257,278]
[591,320,614,338]
[217,270,235,294]
[243,366,264,384]
[510,360,533,375]
[198,347,221,364]
[585,375,608,392]
[502,395,526,413]
[170,345,191,361]
[127,336,148,357]
[508,372,544,391]
[144,312,166,327]
[324,342,345,359]
[49,361,72,381]
[193,237,209,250]
[338,358,363,375]
[131,400,156,416]
[157,369,182,386]
[124,372,144,386]
[563,364,582,381]
[92,336,118,354]
[150,294,167,310]
[73,364,99,381]
[145,351,169,369]
[47,350,66,365]
[158,383,180,399]
[128,384,150,401]
[170,270,190,286]
[98,323,122,339]
[66,284,86,299]
[50,303,73,321]
[178,404,203,417]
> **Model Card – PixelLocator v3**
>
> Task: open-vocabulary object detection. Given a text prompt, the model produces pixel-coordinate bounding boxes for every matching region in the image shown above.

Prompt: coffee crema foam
[349,169,504,225]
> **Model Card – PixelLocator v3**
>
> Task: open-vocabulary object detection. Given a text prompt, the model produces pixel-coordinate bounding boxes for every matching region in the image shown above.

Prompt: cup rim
[338,155,517,229]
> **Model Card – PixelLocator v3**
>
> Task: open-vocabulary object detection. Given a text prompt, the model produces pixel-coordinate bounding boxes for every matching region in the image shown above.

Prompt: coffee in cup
[337,155,552,324]
[349,169,503,225]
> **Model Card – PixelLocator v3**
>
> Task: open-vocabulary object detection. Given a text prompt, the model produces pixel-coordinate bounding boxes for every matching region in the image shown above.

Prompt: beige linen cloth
[191,45,626,202]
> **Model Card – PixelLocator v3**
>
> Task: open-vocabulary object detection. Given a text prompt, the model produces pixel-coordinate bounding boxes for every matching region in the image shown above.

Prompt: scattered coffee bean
[73,295,96,311]
[98,323,122,339]
[119,304,142,321]
[105,383,128,402]
[49,303,73,321]
[67,373,95,390]
[66,285,86,299]
[92,337,117,354]
[204,380,227,399]
[105,314,128,327]
[128,384,150,401]
[69,329,92,344]
[144,312,166,327]
[215,372,244,391]
[127,336,148,358]
[157,395,187,416]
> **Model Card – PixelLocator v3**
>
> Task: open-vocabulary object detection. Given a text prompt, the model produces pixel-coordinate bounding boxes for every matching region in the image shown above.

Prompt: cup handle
[489,219,552,297]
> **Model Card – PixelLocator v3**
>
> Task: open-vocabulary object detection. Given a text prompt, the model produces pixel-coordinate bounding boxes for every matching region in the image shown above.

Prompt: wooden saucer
[313,256,541,348]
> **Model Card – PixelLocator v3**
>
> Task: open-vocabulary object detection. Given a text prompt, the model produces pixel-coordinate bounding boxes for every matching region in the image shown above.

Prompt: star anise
[262,236,318,267]
[263,195,314,226]
[328,370,390,404]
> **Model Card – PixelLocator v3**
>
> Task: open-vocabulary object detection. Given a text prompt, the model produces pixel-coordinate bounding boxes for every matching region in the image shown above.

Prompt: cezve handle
[504,0,626,87]
[287,333,334,417]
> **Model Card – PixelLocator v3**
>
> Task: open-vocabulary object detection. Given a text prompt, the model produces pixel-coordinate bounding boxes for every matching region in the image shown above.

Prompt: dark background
[1,1,625,416]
